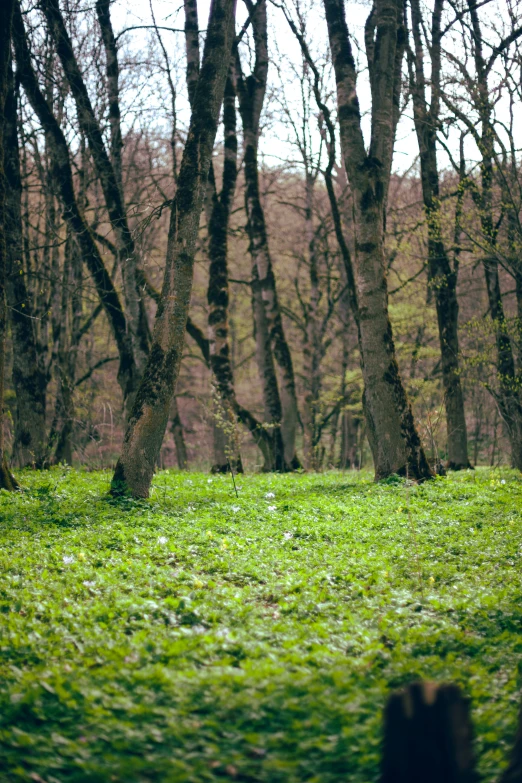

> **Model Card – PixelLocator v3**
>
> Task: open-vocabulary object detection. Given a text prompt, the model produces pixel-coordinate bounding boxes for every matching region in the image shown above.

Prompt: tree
[442,1,522,470]
[0,0,20,489]
[236,0,301,470]
[323,0,432,480]
[111,0,237,497]
[406,0,470,469]
[4,56,47,467]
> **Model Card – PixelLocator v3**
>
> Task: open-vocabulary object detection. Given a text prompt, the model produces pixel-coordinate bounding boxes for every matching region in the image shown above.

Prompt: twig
[227,457,239,498]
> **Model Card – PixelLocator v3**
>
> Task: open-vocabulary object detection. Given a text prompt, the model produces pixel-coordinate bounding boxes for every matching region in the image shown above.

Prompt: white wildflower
[158,536,168,546]
[63,555,75,565]
[265,492,275,499]
[283,531,293,540]
[501,479,506,485]
[207,479,213,484]
[267,505,277,512]
[83,580,95,587]
[231,505,240,513]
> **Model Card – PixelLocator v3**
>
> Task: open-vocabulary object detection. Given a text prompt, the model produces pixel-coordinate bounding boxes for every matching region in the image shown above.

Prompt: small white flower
[501,479,506,485]
[187,505,195,512]
[469,527,474,533]
[158,536,168,545]
[283,531,293,539]
[207,479,213,484]
[63,555,75,565]
[83,580,95,587]
[265,492,275,499]
[267,505,277,512]
[231,505,240,513]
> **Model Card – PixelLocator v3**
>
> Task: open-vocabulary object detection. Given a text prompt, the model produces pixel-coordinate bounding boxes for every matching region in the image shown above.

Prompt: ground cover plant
[1,468,522,782]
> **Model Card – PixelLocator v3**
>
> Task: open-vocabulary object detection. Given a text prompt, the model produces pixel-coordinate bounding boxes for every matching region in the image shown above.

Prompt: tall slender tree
[323,0,432,480]
[4,58,47,467]
[0,0,20,489]
[406,0,470,469]
[236,0,301,469]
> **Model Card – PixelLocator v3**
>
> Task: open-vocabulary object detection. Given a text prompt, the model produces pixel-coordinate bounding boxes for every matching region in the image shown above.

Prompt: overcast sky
[109,0,521,178]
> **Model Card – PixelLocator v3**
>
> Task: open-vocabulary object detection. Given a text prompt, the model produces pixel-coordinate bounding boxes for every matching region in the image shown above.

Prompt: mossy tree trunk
[0,0,20,489]
[111,0,237,498]
[407,0,470,470]
[323,0,432,481]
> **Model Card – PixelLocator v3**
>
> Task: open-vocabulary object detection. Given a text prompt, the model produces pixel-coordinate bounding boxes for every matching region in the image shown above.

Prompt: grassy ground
[0,467,521,782]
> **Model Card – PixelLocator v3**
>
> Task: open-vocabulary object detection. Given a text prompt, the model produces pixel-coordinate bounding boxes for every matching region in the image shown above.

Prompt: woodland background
[4,0,522,474]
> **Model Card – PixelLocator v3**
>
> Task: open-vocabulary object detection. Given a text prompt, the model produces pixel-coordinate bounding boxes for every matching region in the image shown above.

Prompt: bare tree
[12,0,138,406]
[111,0,237,497]
[323,0,432,480]
[407,0,470,469]
[236,0,301,469]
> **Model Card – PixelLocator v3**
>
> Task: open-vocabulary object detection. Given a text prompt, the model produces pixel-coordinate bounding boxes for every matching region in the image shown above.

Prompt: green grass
[1,467,522,782]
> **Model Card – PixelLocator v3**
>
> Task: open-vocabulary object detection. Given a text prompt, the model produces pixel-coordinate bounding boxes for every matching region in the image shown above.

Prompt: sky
[108,0,521,178]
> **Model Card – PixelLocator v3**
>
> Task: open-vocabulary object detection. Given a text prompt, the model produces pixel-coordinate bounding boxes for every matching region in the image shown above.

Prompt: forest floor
[0,467,521,782]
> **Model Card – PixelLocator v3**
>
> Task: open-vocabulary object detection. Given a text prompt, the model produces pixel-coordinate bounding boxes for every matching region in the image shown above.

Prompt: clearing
[0,468,521,782]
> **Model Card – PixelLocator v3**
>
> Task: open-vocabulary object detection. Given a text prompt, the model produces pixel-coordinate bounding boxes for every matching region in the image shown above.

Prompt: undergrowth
[0,467,521,782]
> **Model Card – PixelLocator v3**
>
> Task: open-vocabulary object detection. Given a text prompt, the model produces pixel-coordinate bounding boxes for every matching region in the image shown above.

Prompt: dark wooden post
[381,682,478,783]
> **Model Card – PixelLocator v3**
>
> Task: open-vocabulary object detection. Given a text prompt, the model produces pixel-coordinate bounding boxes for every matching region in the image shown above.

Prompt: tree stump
[381,682,477,783]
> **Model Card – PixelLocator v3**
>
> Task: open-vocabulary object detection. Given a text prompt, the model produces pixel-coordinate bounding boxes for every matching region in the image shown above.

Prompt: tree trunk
[340,409,359,469]
[302,175,322,470]
[323,0,432,481]
[251,272,287,470]
[408,0,470,470]
[0,0,20,489]
[111,0,237,497]
[237,0,300,469]
[4,57,47,467]
[170,397,188,470]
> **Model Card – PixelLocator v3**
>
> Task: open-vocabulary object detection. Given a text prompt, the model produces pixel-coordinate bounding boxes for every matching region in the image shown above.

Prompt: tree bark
[237,0,300,469]
[323,0,432,480]
[4,57,47,468]
[111,0,237,498]
[206,76,244,474]
[0,0,20,489]
[12,0,138,406]
[407,0,470,470]
[170,397,188,470]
